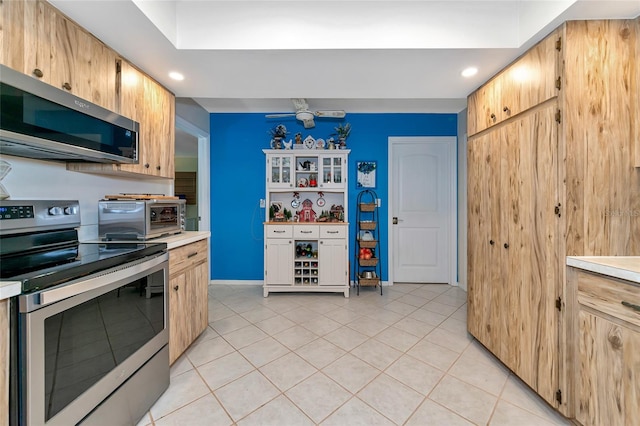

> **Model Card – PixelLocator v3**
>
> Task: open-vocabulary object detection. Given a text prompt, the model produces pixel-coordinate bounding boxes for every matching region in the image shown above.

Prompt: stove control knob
[64,206,79,215]
[48,206,64,216]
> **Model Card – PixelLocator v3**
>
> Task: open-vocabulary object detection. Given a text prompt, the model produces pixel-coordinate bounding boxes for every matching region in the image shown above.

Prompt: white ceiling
[50,0,640,114]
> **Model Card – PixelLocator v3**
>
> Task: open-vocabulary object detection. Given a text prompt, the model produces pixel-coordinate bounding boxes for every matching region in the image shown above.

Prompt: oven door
[145,202,181,238]
[18,252,168,426]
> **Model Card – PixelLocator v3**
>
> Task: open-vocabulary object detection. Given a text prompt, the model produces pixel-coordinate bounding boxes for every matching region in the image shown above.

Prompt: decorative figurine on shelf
[333,123,351,149]
[295,132,302,145]
[309,174,317,187]
[327,137,336,150]
[268,124,289,149]
[330,204,344,222]
[283,139,293,150]
[297,199,317,222]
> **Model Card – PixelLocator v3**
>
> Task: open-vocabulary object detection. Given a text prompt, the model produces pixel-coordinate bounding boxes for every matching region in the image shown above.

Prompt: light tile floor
[138,284,571,426]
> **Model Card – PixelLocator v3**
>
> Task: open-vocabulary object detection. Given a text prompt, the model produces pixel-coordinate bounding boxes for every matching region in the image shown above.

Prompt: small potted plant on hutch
[333,123,351,149]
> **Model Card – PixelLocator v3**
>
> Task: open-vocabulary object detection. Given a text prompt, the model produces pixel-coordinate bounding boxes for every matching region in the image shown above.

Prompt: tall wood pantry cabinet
[467,18,640,418]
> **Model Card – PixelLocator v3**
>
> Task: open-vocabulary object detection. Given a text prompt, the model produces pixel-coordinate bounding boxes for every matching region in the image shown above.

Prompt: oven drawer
[169,239,208,277]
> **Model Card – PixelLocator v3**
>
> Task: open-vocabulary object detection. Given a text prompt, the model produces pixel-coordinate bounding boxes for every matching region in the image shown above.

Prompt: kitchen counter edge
[567,256,640,284]
[155,231,211,250]
[0,281,21,301]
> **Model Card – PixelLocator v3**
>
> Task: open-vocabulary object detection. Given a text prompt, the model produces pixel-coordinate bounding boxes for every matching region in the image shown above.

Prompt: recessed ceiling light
[169,71,184,81]
[461,67,478,78]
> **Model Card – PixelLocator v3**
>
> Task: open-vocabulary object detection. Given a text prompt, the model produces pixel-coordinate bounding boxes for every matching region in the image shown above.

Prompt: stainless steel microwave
[99,199,186,240]
[0,64,139,163]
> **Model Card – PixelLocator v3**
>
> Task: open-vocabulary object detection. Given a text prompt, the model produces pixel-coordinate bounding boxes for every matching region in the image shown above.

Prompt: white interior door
[390,137,455,283]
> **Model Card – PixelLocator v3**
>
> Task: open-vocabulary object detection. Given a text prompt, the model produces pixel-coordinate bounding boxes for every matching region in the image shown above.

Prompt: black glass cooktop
[1,241,166,293]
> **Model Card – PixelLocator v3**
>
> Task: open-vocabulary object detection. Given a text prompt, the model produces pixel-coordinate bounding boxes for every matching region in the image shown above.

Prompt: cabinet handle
[156,165,161,171]
[187,252,198,258]
[320,241,323,244]
[62,82,72,91]
[622,301,640,312]
[490,113,497,122]
[301,231,312,234]
[327,231,339,234]
[489,240,495,245]
[144,163,150,168]
[273,230,285,233]
[33,68,44,78]
[503,106,510,114]
[503,243,509,249]
[173,285,179,291]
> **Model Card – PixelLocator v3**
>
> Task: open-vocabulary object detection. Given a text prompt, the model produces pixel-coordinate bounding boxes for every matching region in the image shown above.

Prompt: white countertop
[153,231,211,250]
[0,281,21,301]
[567,256,640,284]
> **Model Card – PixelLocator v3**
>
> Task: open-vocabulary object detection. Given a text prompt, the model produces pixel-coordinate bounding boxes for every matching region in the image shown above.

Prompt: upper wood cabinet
[1,0,117,111]
[467,29,560,136]
[68,61,175,178]
[117,61,175,178]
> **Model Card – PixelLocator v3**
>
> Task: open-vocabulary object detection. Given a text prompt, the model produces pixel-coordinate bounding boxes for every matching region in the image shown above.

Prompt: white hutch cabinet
[263,149,350,297]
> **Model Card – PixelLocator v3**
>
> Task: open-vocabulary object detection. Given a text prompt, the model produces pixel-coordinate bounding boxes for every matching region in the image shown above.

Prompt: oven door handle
[37,252,168,307]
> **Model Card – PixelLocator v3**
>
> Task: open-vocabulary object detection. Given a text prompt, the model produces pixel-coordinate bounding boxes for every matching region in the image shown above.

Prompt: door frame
[387,136,458,286]
[176,116,210,233]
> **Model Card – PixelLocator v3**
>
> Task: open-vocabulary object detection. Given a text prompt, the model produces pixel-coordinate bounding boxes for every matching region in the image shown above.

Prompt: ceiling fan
[265,98,346,129]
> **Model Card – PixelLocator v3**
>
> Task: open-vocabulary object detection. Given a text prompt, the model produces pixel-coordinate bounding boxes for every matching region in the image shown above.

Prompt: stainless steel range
[0,200,169,425]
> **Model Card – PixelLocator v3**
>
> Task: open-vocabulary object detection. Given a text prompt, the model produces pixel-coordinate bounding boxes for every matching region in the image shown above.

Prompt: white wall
[457,109,468,291]
[0,155,172,240]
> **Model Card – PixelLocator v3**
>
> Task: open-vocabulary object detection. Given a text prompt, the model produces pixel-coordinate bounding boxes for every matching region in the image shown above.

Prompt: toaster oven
[99,199,185,240]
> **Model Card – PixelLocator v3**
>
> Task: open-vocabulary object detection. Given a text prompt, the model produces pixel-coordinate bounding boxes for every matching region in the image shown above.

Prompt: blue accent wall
[210,113,457,281]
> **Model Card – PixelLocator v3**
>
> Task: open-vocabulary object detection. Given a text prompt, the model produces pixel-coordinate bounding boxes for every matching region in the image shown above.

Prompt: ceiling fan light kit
[265,98,346,129]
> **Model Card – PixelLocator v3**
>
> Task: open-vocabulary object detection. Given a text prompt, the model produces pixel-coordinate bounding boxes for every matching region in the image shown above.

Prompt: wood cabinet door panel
[577,310,640,426]
[265,239,293,285]
[190,261,209,338]
[169,273,191,364]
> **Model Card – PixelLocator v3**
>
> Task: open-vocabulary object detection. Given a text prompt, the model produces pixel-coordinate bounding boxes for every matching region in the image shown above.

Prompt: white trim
[388,136,458,286]
[210,280,265,286]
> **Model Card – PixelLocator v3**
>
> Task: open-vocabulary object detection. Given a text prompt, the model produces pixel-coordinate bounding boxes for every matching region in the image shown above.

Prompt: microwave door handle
[38,253,168,307]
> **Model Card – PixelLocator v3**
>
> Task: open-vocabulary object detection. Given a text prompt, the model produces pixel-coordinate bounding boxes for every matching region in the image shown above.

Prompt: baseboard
[209,280,264,286]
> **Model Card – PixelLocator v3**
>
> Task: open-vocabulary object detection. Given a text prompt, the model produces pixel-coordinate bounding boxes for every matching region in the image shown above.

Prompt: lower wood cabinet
[571,268,640,426]
[168,239,209,364]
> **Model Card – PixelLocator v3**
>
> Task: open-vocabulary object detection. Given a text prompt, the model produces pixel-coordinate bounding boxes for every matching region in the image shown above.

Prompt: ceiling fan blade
[265,113,296,118]
[302,118,315,129]
[315,110,346,118]
[291,98,309,111]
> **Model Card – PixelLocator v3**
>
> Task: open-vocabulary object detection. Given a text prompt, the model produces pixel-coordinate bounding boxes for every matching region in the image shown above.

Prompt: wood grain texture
[577,310,640,426]
[577,270,640,328]
[0,0,26,71]
[563,20,640,256]
[0,300,8,426]
[168,240,209,364]
[634,17,640,168]
[467,29,559,137]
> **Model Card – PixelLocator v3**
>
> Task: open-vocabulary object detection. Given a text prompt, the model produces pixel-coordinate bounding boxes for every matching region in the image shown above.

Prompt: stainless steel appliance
[1,200,169,425]
[98,198,186,240]
[0,64,138,163]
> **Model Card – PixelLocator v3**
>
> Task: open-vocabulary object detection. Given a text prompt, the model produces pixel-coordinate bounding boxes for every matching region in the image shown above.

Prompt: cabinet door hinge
[554,203,561,217]
[555,389,562,404]
[555,76,561,90]
[555,297,562,311]
[555,109,562,124]
[555,37,562,51]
